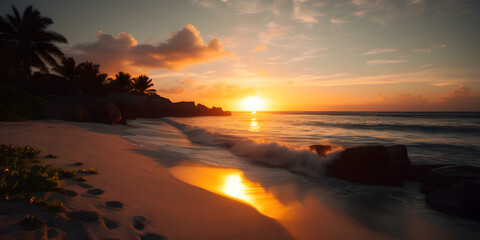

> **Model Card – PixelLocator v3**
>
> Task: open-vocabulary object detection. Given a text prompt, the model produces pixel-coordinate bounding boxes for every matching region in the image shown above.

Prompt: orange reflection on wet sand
[168,165,286,219]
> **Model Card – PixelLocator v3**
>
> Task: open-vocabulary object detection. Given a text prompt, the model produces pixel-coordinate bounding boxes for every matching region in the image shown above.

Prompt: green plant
[0,85,48,121]
[34,197,65,212]
[21,214,46,227]
[74,176,86,182]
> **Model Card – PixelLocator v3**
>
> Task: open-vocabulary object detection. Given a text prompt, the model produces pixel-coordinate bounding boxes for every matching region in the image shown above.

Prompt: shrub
[21,214,46,227]
[34,197,65,212]
[0,85,47,121]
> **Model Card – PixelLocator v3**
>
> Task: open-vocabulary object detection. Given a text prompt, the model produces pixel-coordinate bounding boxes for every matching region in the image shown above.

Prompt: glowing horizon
[3,0,478,111]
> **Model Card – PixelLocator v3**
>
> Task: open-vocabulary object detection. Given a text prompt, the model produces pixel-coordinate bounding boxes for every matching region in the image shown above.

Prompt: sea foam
[162,118,342,176]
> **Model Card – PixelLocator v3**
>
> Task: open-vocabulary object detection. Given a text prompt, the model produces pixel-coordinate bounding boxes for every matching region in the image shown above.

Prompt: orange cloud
[71,24,232,74]
[252,44,267,52]
[157,86,185,94]
[198,82,256,99]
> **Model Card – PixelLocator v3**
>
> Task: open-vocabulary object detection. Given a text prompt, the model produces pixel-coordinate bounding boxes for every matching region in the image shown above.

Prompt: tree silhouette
[131,74,156,96]
[76,61,109,95]
[112,71,133,92]
[0,5,67,82]
[53,57,80,82]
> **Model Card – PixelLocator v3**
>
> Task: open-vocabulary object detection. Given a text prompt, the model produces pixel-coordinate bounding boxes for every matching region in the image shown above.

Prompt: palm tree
[131,74,156,96]
[0,5,68,82]
[53,57,80,82]
[113,71,132,92]
[76,61,109,95]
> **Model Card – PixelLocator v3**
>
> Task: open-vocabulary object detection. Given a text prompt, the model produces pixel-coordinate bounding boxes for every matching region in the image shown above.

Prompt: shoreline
[0,120,291,239]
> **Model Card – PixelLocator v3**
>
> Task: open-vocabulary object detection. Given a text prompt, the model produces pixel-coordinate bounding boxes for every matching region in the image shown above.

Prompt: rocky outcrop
[421,165,480,193]
[327,145,410,186]
[105,93,231,119]
[42,95,123,124]
[426,179,480,219]
[41,102,89,122]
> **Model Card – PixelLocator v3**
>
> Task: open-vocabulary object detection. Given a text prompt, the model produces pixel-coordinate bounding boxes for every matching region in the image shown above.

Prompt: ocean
[123,112,480,239]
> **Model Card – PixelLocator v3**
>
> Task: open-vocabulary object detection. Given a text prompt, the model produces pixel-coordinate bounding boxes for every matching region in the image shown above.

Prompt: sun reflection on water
[249,117,260,132]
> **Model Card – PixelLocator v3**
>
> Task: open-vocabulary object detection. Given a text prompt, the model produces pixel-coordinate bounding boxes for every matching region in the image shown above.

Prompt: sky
[1,0,480,111]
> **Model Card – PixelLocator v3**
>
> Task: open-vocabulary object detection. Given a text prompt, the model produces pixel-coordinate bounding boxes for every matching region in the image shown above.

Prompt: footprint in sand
[61,189,78,197]
[133,216,147,230]
[87,188,105,195]
[103,217,119,229]
[66,210,99,222]
[77,182,93,188]
[105,201,123,209]
[140,233,167,240]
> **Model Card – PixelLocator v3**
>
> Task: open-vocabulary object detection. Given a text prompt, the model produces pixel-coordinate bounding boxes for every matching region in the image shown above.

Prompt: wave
[266,111,480,119]
[162,118,342,177]
[307,121,480,134]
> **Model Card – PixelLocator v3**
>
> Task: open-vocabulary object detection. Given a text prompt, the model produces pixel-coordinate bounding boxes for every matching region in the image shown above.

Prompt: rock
[66,211,99,222]
[421,165,480,193]
[42,95,123,124]
[133,216,147,230]
[105,201,123,209]
[41,102,89,122]
[46,154,58,158]
[309,145,333,156]
[87,188,105,195]
[405,164,451,182]
[140,233,168,240]
[327,145,410,186]
[426,179,480,219]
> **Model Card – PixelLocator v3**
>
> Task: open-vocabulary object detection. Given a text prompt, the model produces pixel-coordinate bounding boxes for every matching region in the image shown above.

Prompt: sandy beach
[0,120,291,240]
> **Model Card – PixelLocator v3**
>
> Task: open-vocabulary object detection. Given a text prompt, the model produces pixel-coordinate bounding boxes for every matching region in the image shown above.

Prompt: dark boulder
[421,165,480,193]
[41,102,89,122]
[426,179,480,219]
[405,164,451,182]
[105,92,150,119]
[328,145,410,186]
[42,95,123,124]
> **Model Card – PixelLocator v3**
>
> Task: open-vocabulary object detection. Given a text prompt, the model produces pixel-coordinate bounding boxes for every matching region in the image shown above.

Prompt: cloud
[413,48,432,53]
[362,48,397,55]
[330,18,348,26]
[292,0,322,24]
[346,84,480,111]
[434,85,480,111]
[198,82,256,99]
[366,59,408,65]
[252,44,267,52]
[156,86,185,94]
[71,24,232,74]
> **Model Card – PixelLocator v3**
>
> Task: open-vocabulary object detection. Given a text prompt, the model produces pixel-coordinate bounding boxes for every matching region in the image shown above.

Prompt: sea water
[123,112,480,239]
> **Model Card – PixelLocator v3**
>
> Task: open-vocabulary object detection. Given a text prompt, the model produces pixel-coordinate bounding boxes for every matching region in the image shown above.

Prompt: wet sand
[0,120,291,239]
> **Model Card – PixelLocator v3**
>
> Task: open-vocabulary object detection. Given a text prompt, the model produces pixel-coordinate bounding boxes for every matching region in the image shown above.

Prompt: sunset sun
[242,96,266,113]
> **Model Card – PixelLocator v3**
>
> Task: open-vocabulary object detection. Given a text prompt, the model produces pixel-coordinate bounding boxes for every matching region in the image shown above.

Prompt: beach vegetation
[110,71,133,92]
[0,144,78,204]
[33,196,65,212]
[74,175,87,182]
[21,214,46,227]
[0,5,67,83]
[0,85,47,121]
[131,74,157,96]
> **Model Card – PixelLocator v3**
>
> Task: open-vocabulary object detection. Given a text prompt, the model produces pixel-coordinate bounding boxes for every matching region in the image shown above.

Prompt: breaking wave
[162,118,342,176]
